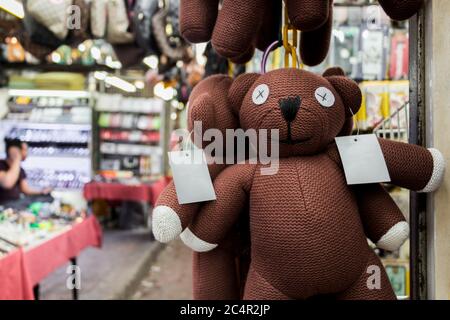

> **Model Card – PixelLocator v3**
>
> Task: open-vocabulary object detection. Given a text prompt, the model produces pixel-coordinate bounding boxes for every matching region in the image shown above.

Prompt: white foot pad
[419,148,446,193]
[376,221,409,251]
[152,206,182,243]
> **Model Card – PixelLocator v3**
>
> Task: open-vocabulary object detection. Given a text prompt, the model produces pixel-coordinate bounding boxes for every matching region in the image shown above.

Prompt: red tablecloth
[0,249,33,300]
[0,216,102,300]
[83,177,171,206]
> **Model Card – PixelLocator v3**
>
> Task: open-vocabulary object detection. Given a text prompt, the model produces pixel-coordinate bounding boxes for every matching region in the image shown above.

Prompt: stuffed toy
[379,0,424,21]
[154,68,445,299]
[180,0,332,66]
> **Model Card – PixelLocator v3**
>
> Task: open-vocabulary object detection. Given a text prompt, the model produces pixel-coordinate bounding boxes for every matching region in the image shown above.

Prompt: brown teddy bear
[155,68,444,299]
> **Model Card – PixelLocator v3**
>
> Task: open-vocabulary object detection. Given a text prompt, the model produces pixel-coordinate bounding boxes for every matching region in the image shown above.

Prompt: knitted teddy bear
[154,68,437,299]
[180,0,423,66]
[155,68,444,299]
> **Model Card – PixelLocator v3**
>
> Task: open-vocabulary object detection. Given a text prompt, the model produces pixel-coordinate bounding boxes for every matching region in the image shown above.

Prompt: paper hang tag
[168,149,216,205]
[335,134,391,185]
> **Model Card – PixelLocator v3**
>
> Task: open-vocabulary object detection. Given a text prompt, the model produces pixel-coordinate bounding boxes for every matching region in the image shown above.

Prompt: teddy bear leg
[336,249,397,300]
[211,0,265,62]
[256,0,282,51]
[192,241,240,300]
[285,0,330,31]
[355,184,409,251]
[299,0,333,66]
[179,0,219,43]
[378,0,424,21]
[243,265,292,300]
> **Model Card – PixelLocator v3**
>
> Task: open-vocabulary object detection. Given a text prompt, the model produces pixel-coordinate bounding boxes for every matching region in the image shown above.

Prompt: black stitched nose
[279,96,302,123]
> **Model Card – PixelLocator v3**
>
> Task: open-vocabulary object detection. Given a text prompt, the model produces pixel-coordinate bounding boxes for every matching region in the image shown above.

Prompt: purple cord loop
[261,40,282,74]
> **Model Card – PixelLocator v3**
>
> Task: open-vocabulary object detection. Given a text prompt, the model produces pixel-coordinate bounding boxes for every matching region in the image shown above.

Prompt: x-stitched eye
[317,92,327,101]
[256,90,265,99]
[252,84,270,105]
[315,87,335,108]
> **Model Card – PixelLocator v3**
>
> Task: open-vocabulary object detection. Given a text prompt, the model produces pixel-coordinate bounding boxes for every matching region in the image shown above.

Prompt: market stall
[0,199,102,300]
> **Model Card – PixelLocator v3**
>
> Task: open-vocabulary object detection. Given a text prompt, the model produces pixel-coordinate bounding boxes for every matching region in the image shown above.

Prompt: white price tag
[335,134,391,185]
[168,149,216,205]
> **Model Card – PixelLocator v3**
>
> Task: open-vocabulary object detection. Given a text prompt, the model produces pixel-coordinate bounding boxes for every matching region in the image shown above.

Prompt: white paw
[376,221,409,251]
[152,206,182,243]
[419,148,446,193]
[180,228,218,252]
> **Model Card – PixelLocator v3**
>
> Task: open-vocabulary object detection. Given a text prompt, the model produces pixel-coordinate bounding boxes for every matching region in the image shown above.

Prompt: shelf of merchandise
[93,90,169,179]
[1,89,93,191]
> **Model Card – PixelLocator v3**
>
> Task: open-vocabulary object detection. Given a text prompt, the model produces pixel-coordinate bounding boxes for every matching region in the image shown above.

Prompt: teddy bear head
[227,67,362,157]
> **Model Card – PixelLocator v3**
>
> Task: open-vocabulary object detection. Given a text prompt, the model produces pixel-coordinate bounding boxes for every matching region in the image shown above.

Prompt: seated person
[0,139,52,205]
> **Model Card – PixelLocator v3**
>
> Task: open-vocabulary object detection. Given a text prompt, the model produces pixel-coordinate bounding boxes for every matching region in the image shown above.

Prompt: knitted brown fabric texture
[354,183,406,243]
[285,0,330,31]
[179,0,331,65]
[192,236,240,300]
[379,138,433,191]
[379,0,424,21]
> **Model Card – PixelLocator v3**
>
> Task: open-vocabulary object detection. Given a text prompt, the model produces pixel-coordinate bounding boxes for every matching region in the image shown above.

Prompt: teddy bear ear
[228,73,261,115]
[323,67,346,77]
[326,75,362,117]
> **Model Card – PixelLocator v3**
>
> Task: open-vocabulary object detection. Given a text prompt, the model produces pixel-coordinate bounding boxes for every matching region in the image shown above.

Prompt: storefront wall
[425,0,450,300]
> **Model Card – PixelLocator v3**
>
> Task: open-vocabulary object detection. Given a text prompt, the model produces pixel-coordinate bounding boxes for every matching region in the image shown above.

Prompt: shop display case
[0,89,93,190]
[92,88,169,180]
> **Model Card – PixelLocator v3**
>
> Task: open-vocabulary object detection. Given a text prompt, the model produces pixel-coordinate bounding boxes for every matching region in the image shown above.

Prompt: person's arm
[0,148,22,189]
[20,179,52,196]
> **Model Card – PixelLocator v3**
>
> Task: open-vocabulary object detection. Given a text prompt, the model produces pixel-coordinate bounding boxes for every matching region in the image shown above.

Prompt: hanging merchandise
[90,0,108,38]
[360,26,389,81]
[106,0,135,44]
[389,32,409,80]
[26,0,72,40]
[4,37,26,63]
[131,0,161,55]
[112,44,146,68]
[68,0,91,46]
[21,0,63,51]
[153,69,412,300]
[153,64,445,300]
[0,11,20,43]
[152,0,192,62]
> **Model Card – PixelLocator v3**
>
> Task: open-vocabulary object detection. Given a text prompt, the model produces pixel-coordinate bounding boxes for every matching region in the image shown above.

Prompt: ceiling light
[105,76,136,93]
[143,55,159,69]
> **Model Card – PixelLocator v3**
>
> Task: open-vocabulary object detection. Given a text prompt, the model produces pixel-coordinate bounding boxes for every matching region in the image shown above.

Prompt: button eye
[252,84,269,105]
[315,87,335,108]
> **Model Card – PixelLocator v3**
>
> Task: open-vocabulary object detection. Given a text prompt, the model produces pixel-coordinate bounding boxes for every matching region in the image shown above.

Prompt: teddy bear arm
[299,1,333,66]
[255,0,283,51]
[180,164,256,252]
[355,184,409,251]
[179,0,219,43]
[152,163,228,243]
[379,139,445,192]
